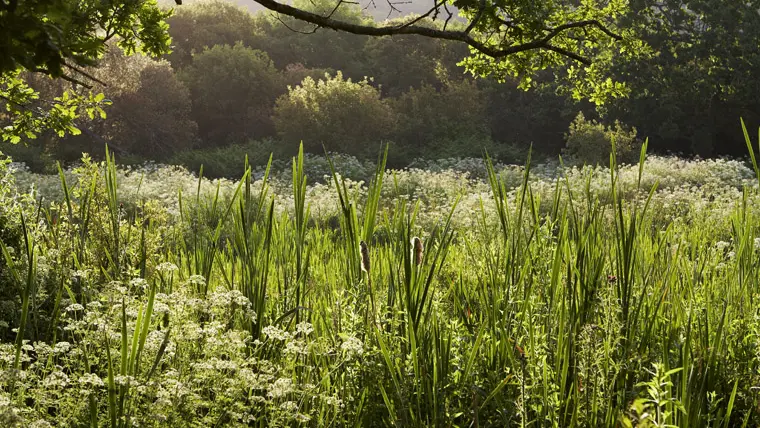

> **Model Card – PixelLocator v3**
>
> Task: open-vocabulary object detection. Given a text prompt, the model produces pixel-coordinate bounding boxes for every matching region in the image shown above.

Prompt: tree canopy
[247,0,643,101]
[6,0,759,163]
[0,0,172,142]
[607,0,760,155]
[0,0,641,145]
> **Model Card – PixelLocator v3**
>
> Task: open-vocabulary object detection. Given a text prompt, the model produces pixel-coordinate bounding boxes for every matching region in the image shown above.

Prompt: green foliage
[1,73,107,143]
[280,63,334,88]
[0,157,34,337]
[0,141,56,173]
[8,47,198,165]
[607,0,760,156]
[0,0,170,76]
[0,0,172,141]
[619,364,686,427]
[2,144,760,425]
[563,112,641,165]
[7,0,760,175]
[363,22,469,97]
[389,80,491,159]
[107,62,198,160]
[180,43,283,147]
[164,0,259,69]
[170,139,281,179]
[482,76,579,154]
[457,0,648,103]
[273,72,395,156]
[249,0,371,78]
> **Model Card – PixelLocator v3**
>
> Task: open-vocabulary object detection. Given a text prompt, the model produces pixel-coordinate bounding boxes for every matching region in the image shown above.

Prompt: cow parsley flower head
[65,303,84,313]
[262,325,291,341]
[78,373,104,388]
[155,262,178,273]
[187,275,206,288]
[53,342,71,354]
[268,377,293,398]
[340,336,363,359]
[72,269,89,280]
[295,322,313,336]
[129,277,149,291]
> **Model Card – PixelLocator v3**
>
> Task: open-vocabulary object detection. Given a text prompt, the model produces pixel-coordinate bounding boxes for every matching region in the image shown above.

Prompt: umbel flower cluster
[1,150,760,426]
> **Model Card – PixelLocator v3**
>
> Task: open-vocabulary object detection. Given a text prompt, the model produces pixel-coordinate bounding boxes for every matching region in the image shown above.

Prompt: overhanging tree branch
[251,0,623,65]
[463,0,486,34]
[394,0,447,31]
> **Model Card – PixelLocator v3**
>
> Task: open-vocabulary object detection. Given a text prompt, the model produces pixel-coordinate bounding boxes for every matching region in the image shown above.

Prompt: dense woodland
[4,0,760,175]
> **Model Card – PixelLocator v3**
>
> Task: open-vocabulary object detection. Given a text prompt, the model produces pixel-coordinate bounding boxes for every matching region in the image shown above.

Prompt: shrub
[363,22,469,97]
[165,0,259,69]
[388,81,491,160]
[272,72,395,156]
[563,112,642,165]
[0,142,56,173]
[281,63,334,88]
[180,44,283,147]
[482,77,575,154]
[22,47,197,164]
[107,63,198,160]
[170,139,282,179]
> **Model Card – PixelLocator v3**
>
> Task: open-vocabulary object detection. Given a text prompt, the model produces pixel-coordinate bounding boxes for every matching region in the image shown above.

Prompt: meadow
[2,136,760,427]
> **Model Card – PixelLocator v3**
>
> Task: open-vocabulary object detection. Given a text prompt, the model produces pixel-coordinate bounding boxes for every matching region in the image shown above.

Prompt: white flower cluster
[340,336,363,359]
[262,325,291,341]
[155,262,179,273]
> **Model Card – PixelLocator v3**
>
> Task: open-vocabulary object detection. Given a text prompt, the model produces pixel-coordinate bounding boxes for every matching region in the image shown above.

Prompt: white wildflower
[284,340,307,355]
[262,325,291,341]
[187,275,206,288]
[72,269,89,280]
[715,241,730,251]
[295,322,313,336]
[32,342,52,357]
[114,375,135,386]
[155,262,179,273]
[53,342,71,354]
[294,413,311,423]
[42,370,70,389]
[280,401,298,413]
[129,277,149,291]
[78,373,104,388]
[105,281,128,296]
[64,303,84,312]
[340,336,363,359]
[268,377,293,398]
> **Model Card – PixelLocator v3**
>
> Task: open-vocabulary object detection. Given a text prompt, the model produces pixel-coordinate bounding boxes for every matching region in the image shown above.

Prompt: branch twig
[275,14,319,34]
[464,0,486,34]
[63,62,108,87]
[255,0,622,64]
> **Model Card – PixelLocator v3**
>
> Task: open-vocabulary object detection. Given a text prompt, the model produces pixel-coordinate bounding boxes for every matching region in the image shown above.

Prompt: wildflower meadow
[2,132,760,426]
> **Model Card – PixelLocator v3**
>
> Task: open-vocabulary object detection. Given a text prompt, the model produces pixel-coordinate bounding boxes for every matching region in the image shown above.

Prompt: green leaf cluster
[0,0,172,142]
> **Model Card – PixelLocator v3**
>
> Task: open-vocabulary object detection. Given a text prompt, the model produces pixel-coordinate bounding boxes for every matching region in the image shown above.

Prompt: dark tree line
[5,0,760,173]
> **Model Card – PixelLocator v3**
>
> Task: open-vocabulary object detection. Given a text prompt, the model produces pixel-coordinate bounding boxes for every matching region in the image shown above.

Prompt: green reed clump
[2,138,760,426]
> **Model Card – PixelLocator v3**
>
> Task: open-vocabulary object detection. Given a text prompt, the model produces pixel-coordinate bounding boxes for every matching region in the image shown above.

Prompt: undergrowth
[1,127,760,426]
